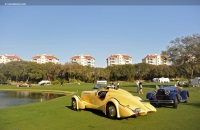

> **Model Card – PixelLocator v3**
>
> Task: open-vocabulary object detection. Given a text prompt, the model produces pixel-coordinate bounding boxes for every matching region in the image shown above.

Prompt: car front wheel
[173,97,178,108]
[71,98,77,110]
[106,103,117,119]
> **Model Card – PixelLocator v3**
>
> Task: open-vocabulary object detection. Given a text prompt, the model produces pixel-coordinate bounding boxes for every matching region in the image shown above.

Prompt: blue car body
[146,86,189,108]
[93,84,105,89]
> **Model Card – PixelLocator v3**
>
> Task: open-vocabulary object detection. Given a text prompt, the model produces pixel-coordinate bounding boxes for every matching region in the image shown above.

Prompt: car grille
[156,89,168,100]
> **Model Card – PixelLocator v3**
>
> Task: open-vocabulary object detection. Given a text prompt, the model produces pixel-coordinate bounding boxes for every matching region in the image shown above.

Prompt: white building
[71,54,95,67]
[0,54,22,64]
[31,54,59,64]
[142,54,170,65]
[106,54,132,66]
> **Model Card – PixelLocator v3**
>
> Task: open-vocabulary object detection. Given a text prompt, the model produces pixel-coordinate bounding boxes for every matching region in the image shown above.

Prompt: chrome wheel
[71,98,77,110]
[106,103,117,119]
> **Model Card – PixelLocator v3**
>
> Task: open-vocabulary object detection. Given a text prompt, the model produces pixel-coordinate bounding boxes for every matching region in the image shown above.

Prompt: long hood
[106,89,148,114]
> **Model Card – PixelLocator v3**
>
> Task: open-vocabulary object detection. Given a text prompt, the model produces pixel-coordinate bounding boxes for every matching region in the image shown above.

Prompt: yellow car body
[71,88,156,119]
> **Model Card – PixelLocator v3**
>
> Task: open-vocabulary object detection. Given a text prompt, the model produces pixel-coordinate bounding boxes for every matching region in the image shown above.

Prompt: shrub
[51,80,60,85]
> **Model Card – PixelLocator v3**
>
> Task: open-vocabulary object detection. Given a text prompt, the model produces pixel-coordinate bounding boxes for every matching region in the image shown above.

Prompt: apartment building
[71,54,95,67]
[142,54,170,65]
[31,54,59,64]
[106,54,132,66]
[0,54,22,64]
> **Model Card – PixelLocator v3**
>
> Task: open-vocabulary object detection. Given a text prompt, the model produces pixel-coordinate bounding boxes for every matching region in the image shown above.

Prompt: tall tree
[162,34,200,85]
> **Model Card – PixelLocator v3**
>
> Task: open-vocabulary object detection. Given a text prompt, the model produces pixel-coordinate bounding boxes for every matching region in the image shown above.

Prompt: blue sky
[0,5,200,67]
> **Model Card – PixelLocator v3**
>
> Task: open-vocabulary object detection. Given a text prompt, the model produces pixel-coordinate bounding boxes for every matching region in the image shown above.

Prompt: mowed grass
[0,82,200,130]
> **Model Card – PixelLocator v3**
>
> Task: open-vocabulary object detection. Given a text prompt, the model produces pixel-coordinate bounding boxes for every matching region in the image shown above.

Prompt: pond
[0,90,66,109]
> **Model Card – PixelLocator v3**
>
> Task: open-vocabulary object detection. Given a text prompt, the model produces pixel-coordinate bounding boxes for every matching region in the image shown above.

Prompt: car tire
[71,98,77,111]
[106,103,117,119]
[187,91,189,97]
[185,91,189,103]
[173,97,178,108]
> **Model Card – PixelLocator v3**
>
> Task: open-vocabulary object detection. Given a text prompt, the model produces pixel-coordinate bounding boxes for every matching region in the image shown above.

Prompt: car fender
[104,98,136,118]
[72,95,85,110]
[146,92,153,99]
[103,98,120,117]
[181,90,189,100]
[133,96,143,101]
[141,101,157,113]
[169,92,176,100]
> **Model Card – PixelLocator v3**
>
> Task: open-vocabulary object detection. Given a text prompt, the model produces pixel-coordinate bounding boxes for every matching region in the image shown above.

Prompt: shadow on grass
[183,102,200,108]
[65,105,136,120]
[83,109,137,120]
[152,102,200,109]
[66,105,72,109]
[65,105,107,118]
[152,105,175,109]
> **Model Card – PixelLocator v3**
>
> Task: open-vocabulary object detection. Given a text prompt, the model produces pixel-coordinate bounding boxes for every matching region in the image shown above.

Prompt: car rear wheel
[106,103,117,119]
[185,91,189,103]
[173,97,178,108]
[71,98,77,110]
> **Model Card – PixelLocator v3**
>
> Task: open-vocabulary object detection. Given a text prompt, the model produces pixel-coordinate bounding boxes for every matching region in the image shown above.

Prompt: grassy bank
[0,82,200,130]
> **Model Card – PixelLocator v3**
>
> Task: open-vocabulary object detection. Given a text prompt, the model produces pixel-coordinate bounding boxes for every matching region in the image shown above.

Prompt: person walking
[139,81,143,94]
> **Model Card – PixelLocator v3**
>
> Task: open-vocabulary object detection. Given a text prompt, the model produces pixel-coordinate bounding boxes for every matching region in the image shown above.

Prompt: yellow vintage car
[71,87,156,119]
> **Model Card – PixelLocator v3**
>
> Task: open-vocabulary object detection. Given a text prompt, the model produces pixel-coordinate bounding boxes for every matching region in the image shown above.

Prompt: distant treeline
[0,61,199,84]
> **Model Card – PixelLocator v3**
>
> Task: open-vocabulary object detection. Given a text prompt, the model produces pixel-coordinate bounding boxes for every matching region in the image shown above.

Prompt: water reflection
[0,90,65,109]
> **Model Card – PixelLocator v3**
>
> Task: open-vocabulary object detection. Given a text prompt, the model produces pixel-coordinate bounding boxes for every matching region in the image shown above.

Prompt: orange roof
[32,55,39,59]
[71,56,80,59]
[71,55,95,60]
[122,54,131,58]
[143,55,157,59]
[108,54,131,59]
[143,54,167,60]
[4,55,21,60]
[32,54,58,60]
[147,55,156,58]
[108,55,118,58]
[46,55,58,60]
[84,55,94,59]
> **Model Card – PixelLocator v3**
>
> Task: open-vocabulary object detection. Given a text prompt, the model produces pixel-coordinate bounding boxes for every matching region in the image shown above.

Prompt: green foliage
[0,73,6,82]
[1,60,198,84]
[69,78,78,83]
[51,80,60,85]
[163,34,200,83]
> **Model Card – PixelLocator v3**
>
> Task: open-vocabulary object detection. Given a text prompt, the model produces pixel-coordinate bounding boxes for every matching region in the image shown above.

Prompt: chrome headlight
[134,108,141,113]
[165,90,170,96]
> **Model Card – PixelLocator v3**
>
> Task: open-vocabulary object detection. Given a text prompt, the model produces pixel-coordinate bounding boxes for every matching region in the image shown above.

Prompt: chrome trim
[133,108,141,113]
[149,100,174,103]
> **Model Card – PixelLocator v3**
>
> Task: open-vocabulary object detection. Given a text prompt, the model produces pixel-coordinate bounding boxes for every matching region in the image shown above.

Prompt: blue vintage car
[146,86,189,108]
[93,84,105,89]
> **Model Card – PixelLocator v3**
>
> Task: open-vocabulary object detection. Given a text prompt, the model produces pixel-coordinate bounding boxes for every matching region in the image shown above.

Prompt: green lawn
[0,82,200,130]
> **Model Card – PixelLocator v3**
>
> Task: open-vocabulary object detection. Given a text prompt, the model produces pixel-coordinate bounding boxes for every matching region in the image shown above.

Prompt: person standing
[177,80,181,86]
[117,81,120,88]
[136,80,140,93]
